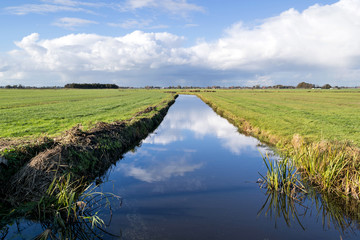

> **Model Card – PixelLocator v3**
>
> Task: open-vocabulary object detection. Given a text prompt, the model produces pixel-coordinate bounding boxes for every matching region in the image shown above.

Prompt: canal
[96,95,356,240]
[4,95,359,239]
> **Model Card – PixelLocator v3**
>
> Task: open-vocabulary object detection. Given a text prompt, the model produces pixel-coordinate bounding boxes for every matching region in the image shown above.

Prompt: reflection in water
[1,180,122,240]
[117,153,203,183]
[7,95,360,239]
[258,187,360,238]
[311,190,360,235]
[258,189,308,230]
[144,96,259,155]
[104,95,360,240]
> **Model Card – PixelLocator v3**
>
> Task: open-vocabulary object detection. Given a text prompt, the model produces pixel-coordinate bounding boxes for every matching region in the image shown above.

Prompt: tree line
[64,83,119,89]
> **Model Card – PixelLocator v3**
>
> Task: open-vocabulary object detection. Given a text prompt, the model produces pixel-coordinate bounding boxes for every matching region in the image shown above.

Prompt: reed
[292,141,360,199]
[259,153,305,199]
[195,90,360,200]
[33,173,121,239]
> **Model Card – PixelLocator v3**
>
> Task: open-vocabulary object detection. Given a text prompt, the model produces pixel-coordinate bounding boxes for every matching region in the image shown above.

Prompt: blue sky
[1,0,359,87]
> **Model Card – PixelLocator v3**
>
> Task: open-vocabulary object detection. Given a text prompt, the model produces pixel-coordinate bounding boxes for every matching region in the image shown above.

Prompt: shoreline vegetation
[0,90,177,206]
[191,89,360,200]
[1,88,360,234]
[0,89,177,238]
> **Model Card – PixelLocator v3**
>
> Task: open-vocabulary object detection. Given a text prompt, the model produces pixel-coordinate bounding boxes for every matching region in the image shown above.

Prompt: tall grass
[195,90,360,199]
[259,154,360,235]
[31,174,121,239]
[292,141,360,199]
[259,153,305,199]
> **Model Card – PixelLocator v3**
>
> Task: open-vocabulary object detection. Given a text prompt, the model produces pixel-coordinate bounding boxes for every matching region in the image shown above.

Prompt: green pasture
[195,89,360,145]
[0,89,172,138]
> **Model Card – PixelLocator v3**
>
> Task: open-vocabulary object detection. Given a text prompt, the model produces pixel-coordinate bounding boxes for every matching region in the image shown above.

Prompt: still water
[97,95,358,240]
[4,95,360,239]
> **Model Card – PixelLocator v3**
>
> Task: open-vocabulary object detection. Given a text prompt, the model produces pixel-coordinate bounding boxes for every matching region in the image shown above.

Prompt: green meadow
[194,89,360,199]
[0,89,173,138]
[195,89,360,145]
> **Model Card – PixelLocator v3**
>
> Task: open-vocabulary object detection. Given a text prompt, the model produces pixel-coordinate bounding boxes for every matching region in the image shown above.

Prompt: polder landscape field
[0,88,178,239]
[0,89,174,139]
[1,87,360,239]
[195,89,360,199]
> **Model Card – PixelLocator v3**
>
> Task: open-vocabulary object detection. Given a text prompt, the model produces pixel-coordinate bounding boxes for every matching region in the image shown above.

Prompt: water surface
[97,95,358,240]
[4,95,359,239]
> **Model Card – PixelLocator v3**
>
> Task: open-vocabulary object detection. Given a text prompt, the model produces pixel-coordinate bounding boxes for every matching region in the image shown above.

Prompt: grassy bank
[0,89,176,203]
[193,89,360,199]
[0,89,176,237]
[0,89,172,139]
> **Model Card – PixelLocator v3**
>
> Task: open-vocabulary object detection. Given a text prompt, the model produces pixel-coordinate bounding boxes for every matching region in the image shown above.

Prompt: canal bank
[0,94,177,204]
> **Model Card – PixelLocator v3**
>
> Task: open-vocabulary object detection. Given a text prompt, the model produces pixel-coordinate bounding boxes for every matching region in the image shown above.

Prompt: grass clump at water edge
[259,153,306,200]
[1,173,121,240]
[291,140,360,199]
[194,90,360,200]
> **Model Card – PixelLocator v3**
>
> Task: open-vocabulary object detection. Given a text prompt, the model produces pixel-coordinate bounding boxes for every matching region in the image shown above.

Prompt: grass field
[194,89,360,145]
[0,89,173,138]
[194,89,360,199]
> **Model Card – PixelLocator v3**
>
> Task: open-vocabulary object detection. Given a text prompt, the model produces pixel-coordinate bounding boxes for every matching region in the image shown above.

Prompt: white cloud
[190,0,360,72]
[108,19,156,29]
[5,4,90,15]
[2,0,360,86]
[41,0,104,7]
[9,31,185,72]
[108,18,169,29]
[122,0,204,16]
[53,17,98,29]
[5,0,105,15]
[184,23,199,28]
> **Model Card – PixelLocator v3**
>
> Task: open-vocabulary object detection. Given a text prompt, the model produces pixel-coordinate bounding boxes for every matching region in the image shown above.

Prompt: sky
[1,0,360,87]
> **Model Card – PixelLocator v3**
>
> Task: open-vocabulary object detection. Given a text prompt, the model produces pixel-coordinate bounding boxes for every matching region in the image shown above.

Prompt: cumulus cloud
[10,31,185,72]
[2,0,360,86]
[190,0,360,72]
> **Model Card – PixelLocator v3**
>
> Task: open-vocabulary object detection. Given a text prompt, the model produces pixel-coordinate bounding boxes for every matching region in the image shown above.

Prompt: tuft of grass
[292,142,360,199]
[259,153,306,199]
[33,173,121,239]
[195,89,360,199]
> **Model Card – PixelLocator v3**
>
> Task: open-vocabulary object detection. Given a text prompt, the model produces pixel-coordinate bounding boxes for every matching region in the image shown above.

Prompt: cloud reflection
[118,155,203,183]
[144,96,259,155]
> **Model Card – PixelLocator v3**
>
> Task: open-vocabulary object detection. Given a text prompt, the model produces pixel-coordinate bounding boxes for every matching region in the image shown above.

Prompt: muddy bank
[0,95,177,205]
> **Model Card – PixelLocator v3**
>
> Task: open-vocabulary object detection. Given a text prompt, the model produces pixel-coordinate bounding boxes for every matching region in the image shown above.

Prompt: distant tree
[321,84,332,89]
[64,83,119,89]
[296,82,315,89]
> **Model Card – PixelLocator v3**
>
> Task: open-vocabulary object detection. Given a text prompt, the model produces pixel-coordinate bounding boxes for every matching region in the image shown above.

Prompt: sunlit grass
[0,89,173,138]
[195,89,360,199]
[195,89,360,145]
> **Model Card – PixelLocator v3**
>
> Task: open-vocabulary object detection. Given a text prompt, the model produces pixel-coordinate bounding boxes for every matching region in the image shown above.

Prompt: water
[4,95,360,239]
[96,95,358,240]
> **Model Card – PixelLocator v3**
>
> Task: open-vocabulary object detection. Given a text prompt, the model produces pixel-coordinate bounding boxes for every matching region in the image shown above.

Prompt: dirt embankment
[0,95,177,205]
